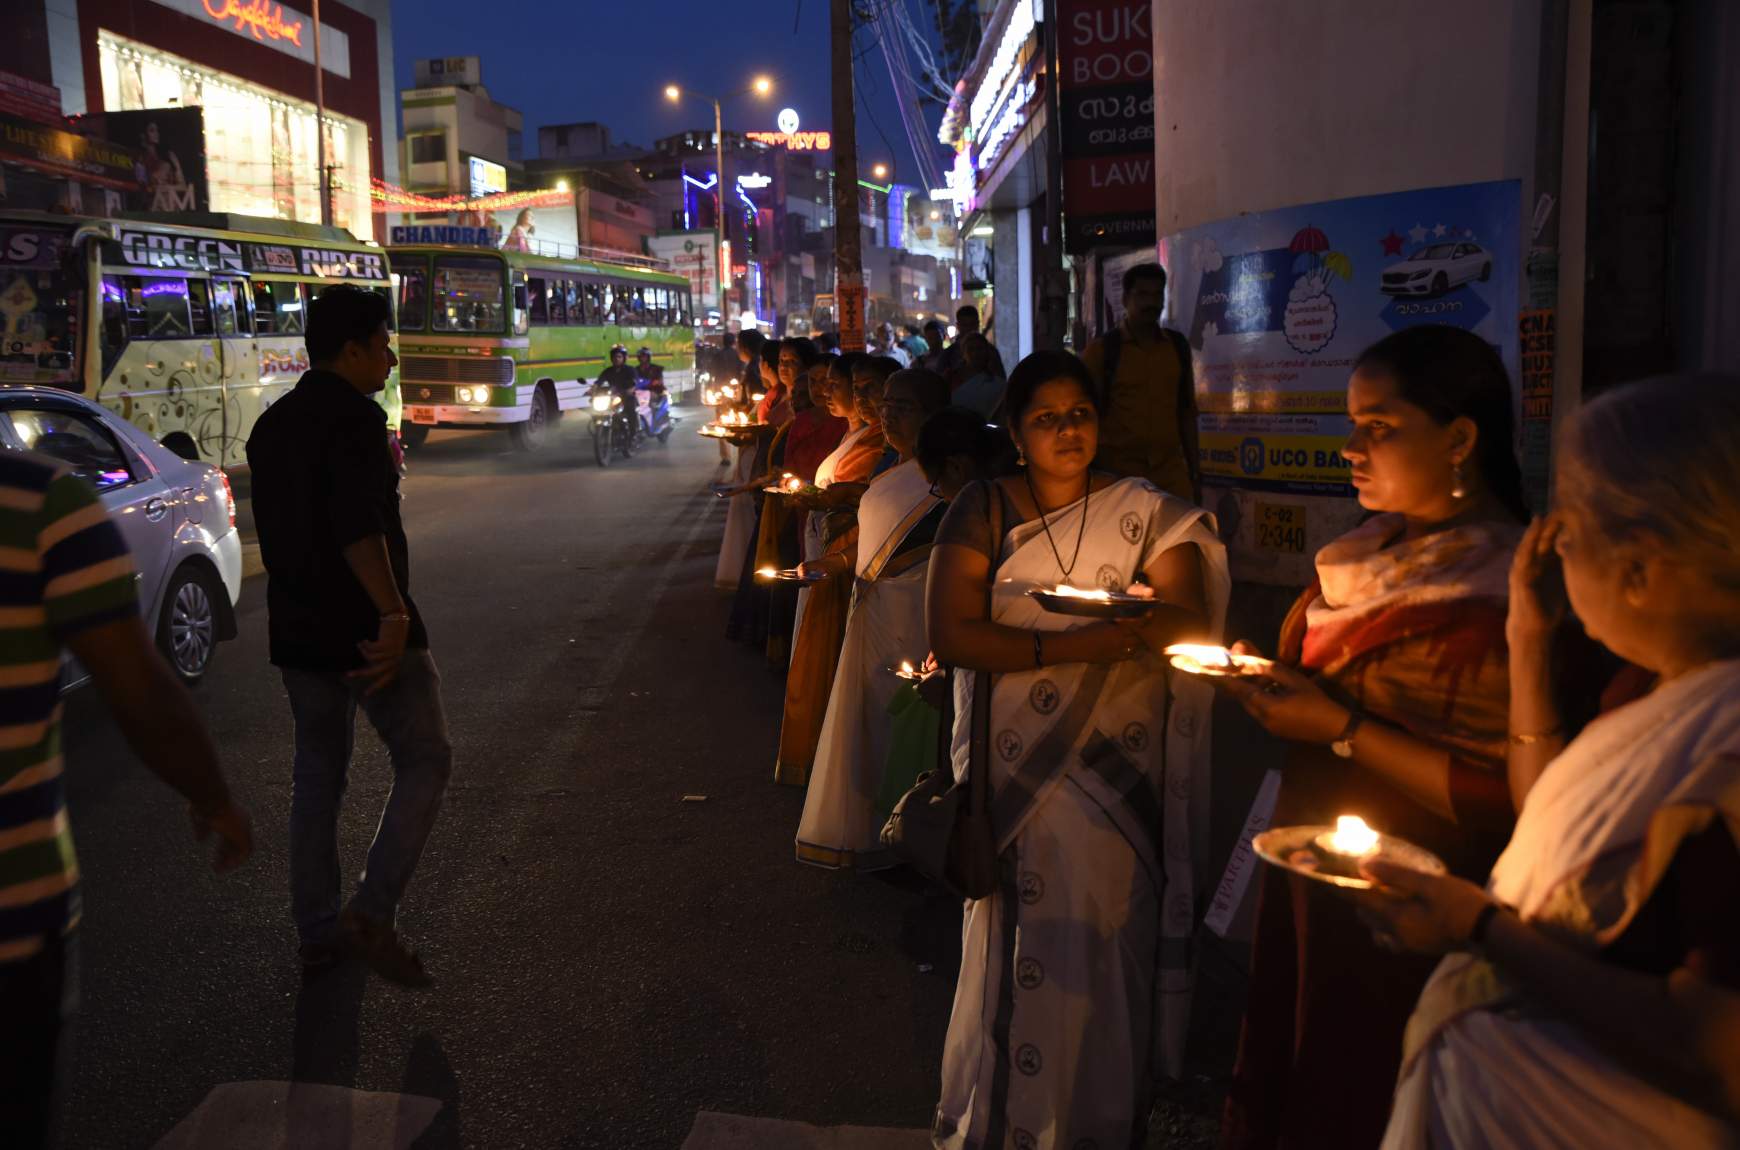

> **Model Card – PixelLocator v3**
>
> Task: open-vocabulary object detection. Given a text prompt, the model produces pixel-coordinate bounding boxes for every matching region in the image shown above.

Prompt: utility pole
[715,97,729,327]
[830,0,864,351]
[313,0,331,226]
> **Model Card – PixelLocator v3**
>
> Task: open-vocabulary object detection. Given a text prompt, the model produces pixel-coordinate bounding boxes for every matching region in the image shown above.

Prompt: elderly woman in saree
[796,368,953,868]
[926,350,1230,1150]
[1350,375,1740,1149]
[1217,325,1543,1150]
[773,358,896,785]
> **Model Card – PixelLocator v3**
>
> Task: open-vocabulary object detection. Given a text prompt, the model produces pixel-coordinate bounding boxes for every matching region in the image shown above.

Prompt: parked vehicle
[388,240,697,453]
[1380,241,1493,296]
[0,210,399,470]
[0,385,242,684]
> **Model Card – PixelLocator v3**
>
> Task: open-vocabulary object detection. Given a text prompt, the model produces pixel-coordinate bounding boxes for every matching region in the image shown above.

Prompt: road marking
[682,1111,932,1150]
[153,1080,441,1149]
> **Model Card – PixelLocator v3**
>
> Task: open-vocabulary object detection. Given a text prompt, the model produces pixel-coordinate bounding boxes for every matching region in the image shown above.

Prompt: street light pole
[715,97,728,326]
[830,0,864,350]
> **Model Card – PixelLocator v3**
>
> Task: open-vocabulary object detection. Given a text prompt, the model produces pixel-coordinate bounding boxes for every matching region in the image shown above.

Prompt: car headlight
[1410,270,1431,279]
[591,393,613,412]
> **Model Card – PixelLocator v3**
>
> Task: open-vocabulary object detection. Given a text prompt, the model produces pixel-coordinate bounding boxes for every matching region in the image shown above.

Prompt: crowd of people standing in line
[709,262,1740,1148]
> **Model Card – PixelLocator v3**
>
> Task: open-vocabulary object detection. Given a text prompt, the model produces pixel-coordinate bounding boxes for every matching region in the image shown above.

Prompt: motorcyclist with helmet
[595,344,640,445]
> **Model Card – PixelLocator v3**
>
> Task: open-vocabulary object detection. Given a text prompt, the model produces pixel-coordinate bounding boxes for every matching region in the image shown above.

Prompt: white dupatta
[1385,659,1740,1150]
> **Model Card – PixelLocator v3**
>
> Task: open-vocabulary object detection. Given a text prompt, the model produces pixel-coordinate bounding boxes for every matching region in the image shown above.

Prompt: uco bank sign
[1059,0,1154,252]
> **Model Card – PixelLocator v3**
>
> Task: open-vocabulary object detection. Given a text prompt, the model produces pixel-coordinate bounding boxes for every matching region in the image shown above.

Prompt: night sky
[390,0,932,188]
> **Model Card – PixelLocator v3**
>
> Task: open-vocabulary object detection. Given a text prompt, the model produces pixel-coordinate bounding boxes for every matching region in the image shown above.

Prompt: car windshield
[431,255,506,333]
[1409,244,1459,260]
[0,225,82,384]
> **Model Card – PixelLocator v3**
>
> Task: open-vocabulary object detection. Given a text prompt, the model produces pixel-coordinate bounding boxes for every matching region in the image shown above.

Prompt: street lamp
[664,77,774,327]
[871,163,889,182]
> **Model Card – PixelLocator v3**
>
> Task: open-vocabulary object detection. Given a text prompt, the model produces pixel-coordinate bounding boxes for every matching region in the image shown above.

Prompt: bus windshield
[431,254,505,333]
[0,224,81,384]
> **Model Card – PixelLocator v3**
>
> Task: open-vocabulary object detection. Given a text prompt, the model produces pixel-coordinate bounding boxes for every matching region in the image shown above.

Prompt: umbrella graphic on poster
[1284,225,1351,354]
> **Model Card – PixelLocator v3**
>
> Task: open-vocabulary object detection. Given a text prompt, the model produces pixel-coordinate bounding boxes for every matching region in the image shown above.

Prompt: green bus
[388,236,696,452]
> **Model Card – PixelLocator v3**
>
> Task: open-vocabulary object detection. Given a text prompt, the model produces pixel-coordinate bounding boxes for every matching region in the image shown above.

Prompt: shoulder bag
[880,481,1003,899]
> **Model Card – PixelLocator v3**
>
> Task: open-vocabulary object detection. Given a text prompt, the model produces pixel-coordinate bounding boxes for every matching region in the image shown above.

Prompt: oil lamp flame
[1048,585,1111,601]
[900,660,915,674]
[1165,643,1234,670]
[1324,815,1380,858]
[755,566,779,579]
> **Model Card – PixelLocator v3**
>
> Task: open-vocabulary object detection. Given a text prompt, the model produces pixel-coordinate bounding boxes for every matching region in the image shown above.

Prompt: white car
[1380,241,1493,296]
[0,386,242,685]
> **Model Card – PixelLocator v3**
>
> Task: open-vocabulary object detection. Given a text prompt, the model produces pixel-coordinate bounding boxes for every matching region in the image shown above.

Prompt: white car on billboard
[1380,241,1493,296]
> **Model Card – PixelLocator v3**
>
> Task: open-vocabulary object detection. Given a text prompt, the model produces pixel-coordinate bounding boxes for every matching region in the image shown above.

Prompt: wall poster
[1166,179,1520,494]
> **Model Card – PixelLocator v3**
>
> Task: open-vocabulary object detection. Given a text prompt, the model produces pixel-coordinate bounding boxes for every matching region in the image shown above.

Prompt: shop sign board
[388,225,494,246]
[416,57,481,88]
[1059,0,1155,252]
[1165,179,1520,496]
[0,111,140,191]
[145,0,352,78]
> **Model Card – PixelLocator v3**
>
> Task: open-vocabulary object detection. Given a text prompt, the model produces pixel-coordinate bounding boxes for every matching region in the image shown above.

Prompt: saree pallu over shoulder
[934,479,1230,1150]
[1385,660,1740,1150]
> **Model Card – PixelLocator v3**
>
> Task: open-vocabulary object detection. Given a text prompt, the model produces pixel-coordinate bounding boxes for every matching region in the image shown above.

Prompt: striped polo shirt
[0,452,136,963]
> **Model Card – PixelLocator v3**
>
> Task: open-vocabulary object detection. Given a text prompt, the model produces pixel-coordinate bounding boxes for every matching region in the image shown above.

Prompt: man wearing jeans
[248,284,451,987]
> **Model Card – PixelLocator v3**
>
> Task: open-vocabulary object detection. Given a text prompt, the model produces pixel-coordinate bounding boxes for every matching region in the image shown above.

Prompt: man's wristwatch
[1331,712,1364,759]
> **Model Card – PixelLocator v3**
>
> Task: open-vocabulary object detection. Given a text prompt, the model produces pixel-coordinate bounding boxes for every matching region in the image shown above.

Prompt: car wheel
[1479,262,1492,282]
[511,388,552,452]
[158,564,219,685]
[1432,272,1449,295]
[161,431,201,462]
[400,421,430,448]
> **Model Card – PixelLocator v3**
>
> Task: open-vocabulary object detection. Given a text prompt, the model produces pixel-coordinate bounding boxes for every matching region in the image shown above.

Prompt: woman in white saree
[926,352,1230,1149]
[797,368,952,868]
[1355,375,1740,1148]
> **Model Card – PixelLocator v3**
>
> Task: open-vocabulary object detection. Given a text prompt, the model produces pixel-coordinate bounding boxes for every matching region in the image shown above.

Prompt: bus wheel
[511,388,552,453]
[400,421,430,448]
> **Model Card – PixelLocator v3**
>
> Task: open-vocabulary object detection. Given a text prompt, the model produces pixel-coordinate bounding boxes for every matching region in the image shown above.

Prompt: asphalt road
[61,415,967,1149]
[59,410,1252,1149]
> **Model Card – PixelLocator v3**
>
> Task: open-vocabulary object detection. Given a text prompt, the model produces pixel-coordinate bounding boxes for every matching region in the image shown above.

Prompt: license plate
[1254,502,1307,553]
[407,406,435,424]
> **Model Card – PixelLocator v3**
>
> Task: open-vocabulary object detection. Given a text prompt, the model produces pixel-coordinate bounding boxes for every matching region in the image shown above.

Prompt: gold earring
[1016,446,1027,466]
[1451,461,1466,500]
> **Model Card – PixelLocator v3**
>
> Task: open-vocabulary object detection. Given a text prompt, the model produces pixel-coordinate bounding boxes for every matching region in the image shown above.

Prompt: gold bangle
[1508,727,1564,746]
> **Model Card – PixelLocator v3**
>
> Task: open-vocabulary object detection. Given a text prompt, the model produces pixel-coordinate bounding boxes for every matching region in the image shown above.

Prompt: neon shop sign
[202,0,305,46]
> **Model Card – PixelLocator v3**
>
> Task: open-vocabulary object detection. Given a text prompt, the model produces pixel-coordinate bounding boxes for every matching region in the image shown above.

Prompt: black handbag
[880,482,1002,899]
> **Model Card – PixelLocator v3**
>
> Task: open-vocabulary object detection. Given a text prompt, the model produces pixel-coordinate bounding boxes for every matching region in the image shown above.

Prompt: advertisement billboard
[645,232,718,311]
[1164,180,1521,580]
[87,107,209,213]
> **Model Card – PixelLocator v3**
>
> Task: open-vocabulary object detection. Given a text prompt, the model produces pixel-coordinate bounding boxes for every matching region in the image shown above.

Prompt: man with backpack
[1082,262,1201,503]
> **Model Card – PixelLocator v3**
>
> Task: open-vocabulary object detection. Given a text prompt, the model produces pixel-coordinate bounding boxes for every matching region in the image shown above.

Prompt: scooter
[637,382,677,445]
[587,384,637,467]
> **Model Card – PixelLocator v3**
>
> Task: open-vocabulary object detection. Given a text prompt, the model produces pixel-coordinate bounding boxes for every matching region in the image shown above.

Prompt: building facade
[42,0,399,240]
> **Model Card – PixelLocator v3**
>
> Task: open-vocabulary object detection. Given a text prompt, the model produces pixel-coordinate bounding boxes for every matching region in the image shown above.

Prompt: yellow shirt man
[1082,324,1199,503]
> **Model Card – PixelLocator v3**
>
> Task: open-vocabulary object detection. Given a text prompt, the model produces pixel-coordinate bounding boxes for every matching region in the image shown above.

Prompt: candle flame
[1328,815,1379,857]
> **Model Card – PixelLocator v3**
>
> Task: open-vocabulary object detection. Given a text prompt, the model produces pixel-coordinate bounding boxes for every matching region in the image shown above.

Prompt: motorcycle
[636,382,677,445]
[588,385,637,467]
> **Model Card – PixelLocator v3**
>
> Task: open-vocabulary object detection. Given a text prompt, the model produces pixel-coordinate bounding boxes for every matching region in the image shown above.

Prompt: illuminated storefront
[48,0,396,240]
[98,33,373,236]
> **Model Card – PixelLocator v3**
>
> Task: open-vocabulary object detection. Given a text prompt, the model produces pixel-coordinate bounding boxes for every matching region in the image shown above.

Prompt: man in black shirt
[247,285,450,986]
